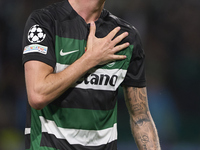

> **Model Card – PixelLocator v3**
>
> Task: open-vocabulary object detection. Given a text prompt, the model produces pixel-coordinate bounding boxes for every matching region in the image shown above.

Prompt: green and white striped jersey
[22,0,146,149]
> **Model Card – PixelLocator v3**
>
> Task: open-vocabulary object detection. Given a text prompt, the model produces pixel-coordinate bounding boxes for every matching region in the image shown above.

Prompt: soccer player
[22,0,161,149]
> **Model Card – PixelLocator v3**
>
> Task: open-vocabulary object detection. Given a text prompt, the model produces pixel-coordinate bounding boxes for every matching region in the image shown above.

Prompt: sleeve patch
[23,44,48,55]
[28,24,46,43]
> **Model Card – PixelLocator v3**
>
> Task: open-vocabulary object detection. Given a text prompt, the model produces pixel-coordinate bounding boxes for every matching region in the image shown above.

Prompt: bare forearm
[39,54,94,99]
[25,53,95,109]
[123,86,161,150]
[130,111,160,150]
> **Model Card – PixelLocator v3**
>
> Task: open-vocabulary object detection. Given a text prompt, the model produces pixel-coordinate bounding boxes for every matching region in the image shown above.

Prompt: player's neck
[68,0,105,24]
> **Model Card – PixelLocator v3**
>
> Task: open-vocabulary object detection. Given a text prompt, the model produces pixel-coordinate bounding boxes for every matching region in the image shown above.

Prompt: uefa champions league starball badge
[28,24,46,43]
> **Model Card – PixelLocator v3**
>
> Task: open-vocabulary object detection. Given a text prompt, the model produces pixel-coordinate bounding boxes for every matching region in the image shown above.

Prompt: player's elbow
[28,93,47,110]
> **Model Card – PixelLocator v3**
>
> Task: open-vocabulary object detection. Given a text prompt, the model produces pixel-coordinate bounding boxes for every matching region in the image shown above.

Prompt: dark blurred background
[0,0,200,149]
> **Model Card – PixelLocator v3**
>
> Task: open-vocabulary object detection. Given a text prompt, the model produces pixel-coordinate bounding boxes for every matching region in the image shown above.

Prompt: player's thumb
[88,21,96,38]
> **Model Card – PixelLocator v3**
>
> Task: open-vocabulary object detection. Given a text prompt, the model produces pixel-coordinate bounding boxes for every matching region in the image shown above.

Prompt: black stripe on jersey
[25,103,31,128]
[25,134,31,149]
[51,88,118,110]
[40,132,117,150]
[25,104,31,149]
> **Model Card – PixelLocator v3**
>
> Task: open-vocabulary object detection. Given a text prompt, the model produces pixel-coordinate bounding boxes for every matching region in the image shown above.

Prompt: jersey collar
[63,0,109,24]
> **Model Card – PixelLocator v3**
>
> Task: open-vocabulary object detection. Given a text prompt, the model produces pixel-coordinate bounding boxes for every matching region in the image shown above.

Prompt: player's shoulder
[105,10,138,35]
[29,1,70,23]
[103,9,141,44]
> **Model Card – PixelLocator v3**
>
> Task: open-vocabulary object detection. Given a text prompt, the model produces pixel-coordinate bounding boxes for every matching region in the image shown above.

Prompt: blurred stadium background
[0,0,200,149]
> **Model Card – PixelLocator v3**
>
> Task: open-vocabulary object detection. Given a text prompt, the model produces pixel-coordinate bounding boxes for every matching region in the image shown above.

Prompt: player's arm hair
[122,86,161,150]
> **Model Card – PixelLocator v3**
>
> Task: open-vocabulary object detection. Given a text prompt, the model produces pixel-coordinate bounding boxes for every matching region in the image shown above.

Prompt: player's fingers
[88,21,96,38]
[106,27,121,40]
[89,21,96,36]
[112,42,130,53]
[111,32,129,47]
[111,54,127,60]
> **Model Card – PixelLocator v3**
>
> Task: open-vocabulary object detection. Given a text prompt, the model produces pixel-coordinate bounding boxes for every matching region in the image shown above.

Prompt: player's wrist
[79,52,98,69]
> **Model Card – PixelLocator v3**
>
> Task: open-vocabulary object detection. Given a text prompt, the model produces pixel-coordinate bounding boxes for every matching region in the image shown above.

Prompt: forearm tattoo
[123,87,161,150]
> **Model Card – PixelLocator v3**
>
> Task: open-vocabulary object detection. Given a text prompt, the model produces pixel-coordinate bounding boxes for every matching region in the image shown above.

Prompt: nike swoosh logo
[60,49,79,56]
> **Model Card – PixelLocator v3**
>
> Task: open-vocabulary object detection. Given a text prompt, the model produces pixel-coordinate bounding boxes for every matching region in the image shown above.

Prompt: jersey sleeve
[22,9,56,68]
[121,29,146,87]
